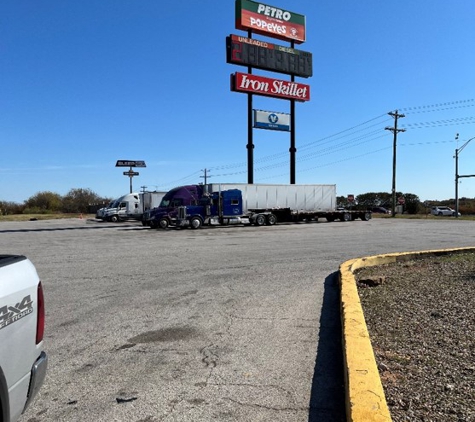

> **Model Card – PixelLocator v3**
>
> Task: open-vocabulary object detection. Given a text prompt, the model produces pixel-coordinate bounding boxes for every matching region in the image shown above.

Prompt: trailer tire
[190,217,203,229]
[343,212,351,222]
[159,218,169,229]
[326,216,335,222]
[266,214,277,226]
[254,214,266,226]
[149,220,158,229]
[362,212,371,221]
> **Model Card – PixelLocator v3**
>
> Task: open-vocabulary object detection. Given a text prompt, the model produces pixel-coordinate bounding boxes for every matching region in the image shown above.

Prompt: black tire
[362,212,371,221]
[326,215,335,222]
[110,215,119,223]
[159,218,169,229]
[190,217,203,229]
[343,213,351,222]
[149,220,158,229]
[254,214,266,226]
[266,214,277,226]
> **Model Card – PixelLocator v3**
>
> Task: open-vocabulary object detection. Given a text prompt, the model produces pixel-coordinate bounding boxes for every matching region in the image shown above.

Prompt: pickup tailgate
[0,255,46,422]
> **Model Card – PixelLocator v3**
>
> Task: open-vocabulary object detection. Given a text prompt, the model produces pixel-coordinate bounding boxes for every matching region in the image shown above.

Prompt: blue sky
[1,0,474,203]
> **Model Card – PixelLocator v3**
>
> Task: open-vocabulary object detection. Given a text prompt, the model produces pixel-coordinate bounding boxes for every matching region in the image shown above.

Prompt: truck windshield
[159,198,183,208]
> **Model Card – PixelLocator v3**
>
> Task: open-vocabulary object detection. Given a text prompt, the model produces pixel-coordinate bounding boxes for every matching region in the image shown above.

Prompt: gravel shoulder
[355,251,475,422]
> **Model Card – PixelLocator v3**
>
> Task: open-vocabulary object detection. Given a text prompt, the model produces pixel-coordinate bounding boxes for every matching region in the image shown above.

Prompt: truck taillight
[36,281,45,344]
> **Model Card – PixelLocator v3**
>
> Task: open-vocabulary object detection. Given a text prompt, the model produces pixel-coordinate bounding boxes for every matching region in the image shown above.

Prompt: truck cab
[147,185,203,229]
[103,193,140,222]
[177,189,245,228]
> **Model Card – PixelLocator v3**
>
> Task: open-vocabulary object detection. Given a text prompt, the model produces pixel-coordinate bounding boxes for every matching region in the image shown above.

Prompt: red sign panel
[231,72,310,102]
[235,0,306,44]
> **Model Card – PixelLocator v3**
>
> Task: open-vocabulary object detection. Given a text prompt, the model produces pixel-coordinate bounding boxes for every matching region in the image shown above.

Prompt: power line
[399,98,474,113]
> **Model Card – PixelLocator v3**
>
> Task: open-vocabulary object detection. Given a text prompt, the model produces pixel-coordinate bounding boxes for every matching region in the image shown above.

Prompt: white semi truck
[99,192,166,223]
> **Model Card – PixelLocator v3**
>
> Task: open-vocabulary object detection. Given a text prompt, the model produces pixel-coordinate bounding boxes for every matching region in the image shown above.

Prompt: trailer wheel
[190,217,203,229]
[254,214,266,226]
[343,213,351,222]
[266,214,277,226]
[149,220,158,229]
[159,218,169,229]
[362,212,371,221]
[326,216,335,222]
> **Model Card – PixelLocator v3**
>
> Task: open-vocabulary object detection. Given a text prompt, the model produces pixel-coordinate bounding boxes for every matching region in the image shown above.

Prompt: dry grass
[0,213,95,222]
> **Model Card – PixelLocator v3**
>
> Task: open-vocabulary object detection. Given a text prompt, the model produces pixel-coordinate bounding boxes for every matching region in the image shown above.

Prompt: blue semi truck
[145,183,370,229]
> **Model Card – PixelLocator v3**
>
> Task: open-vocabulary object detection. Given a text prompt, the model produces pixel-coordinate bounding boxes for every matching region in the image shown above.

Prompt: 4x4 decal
[0,295,33,330]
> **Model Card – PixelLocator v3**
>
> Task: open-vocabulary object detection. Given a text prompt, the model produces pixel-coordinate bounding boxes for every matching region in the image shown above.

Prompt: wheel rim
[256,214,266,226]
[267,215,276,225]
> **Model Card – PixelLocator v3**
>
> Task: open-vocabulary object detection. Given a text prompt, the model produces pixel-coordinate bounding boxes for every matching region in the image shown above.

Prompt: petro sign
[235,0,306,44]
[231,72,310,102]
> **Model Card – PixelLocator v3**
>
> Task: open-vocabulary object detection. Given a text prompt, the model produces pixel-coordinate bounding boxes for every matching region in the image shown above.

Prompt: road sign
[348,194,355,202]
[398,196,405,205]
[123,171,139,176]
[116,160,146,167]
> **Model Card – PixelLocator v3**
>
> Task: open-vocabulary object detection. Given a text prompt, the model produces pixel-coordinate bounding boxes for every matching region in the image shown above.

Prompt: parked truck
[147,183,370,229]
[98,192,166,223]
[146,185,204,229]
[0,255,47,422]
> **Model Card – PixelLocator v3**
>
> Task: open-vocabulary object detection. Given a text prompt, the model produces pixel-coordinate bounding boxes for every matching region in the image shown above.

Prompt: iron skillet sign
[231,72,310,102]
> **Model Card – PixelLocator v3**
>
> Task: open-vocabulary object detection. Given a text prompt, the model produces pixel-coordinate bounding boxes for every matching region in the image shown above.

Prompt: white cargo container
[207,183,336,212]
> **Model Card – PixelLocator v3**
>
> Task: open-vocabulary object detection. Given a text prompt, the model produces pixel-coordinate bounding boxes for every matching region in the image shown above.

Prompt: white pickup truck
[0,255,47,422]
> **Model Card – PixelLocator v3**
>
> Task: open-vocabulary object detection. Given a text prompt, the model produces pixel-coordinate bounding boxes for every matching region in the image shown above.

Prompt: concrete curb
[339,246,475,422]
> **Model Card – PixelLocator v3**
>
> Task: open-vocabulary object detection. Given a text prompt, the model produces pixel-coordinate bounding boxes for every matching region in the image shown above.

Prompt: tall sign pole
[115,160,146,193]
[290,40,296,184]
[229,0,310,185]
[247,29,254,184]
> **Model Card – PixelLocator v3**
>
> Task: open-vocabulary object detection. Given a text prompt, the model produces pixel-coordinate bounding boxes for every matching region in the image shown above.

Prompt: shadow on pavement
[308,272,346,422]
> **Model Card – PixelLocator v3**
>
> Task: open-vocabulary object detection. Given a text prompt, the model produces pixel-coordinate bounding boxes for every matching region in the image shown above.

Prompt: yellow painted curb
[339,247,475,422]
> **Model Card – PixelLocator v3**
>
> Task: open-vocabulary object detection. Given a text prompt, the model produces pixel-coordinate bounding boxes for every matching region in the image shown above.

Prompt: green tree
[0,200,25,215]
[401,192,421,214]
[24,191,62,213]
[356,192,392,208]
[62,188,102,213]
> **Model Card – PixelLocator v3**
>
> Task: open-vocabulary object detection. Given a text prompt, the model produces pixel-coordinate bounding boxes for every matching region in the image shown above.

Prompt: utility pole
[454,133,475,218]
[385,110,406,217]
[200,168,212,185]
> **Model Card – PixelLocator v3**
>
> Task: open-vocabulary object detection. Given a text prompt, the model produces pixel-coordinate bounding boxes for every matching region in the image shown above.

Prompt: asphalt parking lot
[2,217,474,422]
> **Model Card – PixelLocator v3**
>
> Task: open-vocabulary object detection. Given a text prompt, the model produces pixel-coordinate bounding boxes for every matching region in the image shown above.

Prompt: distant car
[372,207,391,214]
[431,206,460,216]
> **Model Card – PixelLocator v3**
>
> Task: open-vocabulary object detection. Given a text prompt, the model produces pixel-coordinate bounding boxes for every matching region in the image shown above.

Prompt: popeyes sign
[235,0,306,44]
[231,72,310,102]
